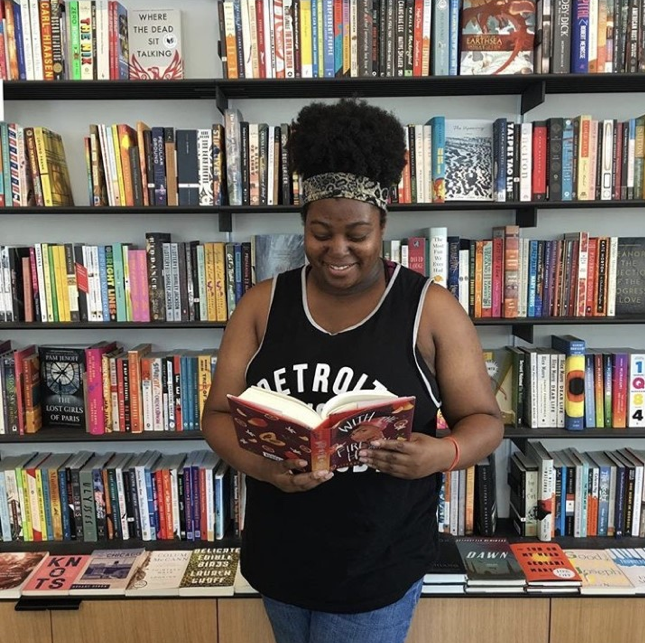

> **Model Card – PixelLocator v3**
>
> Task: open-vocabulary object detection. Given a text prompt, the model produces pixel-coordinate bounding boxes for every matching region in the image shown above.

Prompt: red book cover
[532,121,547,200]
[22,555,92,596]
[229,388,415,472]
[509,542,581,587]
[585,237,598,316]
[412,0,423,76]
[407,236,426,276]
[491,231,504,318]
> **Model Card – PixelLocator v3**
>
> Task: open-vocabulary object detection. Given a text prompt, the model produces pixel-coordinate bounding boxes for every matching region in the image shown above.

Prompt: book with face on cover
[0,552,48,599]
[22,554,92,596]
[69,548,146,595]
[228,387,416,472]
[125,550,192,597]
[179,548,240,597]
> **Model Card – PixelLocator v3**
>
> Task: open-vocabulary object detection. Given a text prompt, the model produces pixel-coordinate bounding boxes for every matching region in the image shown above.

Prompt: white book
[519,122,532,202]
[125,550,192,597]
[95,0,110,80]
[267,125,276,205]
[600,120,614,200]
[112,454,131,539]
[525,441,554,542]
[197,128,214,206]
[240,0,253,78]
[428,226,448,287]
[19,1,35,80]
[283,0,295,78]
[29,0,44,80]
[606,235,618,317]
[415,124,424,203]
[350,0,358,77]
[150,354,164,432]
[458,248,469,312]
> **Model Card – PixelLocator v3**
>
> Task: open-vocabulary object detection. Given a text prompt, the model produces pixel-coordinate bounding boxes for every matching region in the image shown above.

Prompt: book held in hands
[228,387,416,472]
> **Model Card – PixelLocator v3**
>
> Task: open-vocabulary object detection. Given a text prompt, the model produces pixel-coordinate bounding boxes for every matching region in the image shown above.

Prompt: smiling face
[304,198,385,295]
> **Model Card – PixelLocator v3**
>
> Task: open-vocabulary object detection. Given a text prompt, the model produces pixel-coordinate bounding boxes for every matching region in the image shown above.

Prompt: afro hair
[287,98,407,189]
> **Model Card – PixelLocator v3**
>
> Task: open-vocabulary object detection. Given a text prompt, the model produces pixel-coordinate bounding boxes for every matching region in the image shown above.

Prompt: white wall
[2,0,645,520]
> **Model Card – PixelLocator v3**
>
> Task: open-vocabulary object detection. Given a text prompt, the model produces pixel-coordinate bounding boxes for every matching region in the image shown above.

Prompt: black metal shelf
[504,426,645,440]
[0,321,226,330]
[4,74,645,113]
[2,79,218,101]
[0,426,206,443]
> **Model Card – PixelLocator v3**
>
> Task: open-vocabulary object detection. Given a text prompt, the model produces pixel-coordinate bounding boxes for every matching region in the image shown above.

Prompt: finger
[281,459,308,473]
[289,469,334,492]
[368,439,410,452]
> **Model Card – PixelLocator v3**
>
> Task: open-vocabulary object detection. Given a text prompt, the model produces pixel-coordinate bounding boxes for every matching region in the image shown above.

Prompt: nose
[327,234,349,256]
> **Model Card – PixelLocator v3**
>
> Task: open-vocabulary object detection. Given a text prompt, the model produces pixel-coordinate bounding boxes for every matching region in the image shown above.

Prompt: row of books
[389,228,645,319]
[510,444,645,543]
[436,453,497,538]
[486,336,645,431]
[426,537,645,596]
[0,123,73,207]
[0,547,249,599]
[0,233,304,324]
[0,341,219,436]
[0,2,184,82]
[0,449,246,544]
[397,115,645,205]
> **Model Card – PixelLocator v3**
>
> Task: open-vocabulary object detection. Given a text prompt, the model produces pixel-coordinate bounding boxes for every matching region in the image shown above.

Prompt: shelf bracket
[218,211,232,232]
[509,437,528,451]
[515,206,537,228]
[512,323,533,343]
[215,85,228,114]
[520,81,545,115]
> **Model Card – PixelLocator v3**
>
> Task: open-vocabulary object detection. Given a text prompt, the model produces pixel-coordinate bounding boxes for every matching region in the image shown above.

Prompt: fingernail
[370,441,380,448]
[297,460,307,468]
[324,472,334,481]
[358,450,367,458]
[314,470,330,479]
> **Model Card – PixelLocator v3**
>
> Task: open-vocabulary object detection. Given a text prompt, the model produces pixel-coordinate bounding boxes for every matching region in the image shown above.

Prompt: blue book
[322,0,334,77]
[571,0,589,73]
[311,0,320,77]
[527,240,538,318]
[551,335,586,431]
[587,451,612,537]
[432,0,450,75]
[584,352,596,428]
[429,116,446,202]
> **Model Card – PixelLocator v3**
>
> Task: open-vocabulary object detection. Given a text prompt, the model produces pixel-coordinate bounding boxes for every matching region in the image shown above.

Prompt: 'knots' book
[228,387,416,472]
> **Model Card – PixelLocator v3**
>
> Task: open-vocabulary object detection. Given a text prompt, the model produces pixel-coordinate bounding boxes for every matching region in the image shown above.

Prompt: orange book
[128,343,152,433]
[509,542,581,588]
[117,124,137,206]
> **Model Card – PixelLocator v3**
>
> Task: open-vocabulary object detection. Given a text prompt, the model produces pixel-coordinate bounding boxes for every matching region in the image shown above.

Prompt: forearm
[439,413,504,471]
[201,410,274,483]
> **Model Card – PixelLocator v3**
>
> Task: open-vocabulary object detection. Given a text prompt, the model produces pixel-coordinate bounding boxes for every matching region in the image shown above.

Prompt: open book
[228,387,416,471]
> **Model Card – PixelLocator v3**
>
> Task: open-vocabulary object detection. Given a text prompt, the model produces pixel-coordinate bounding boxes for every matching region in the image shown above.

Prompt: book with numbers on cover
[228,387,415,472]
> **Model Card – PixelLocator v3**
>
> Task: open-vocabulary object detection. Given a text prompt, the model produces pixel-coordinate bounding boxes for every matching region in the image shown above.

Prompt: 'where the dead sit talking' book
[228,387,415,472]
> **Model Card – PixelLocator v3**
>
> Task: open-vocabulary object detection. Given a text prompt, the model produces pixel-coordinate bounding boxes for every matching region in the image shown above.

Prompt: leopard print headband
[302,172,389,211]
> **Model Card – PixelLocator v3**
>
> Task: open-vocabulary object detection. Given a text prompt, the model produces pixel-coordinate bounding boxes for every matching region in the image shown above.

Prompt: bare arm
[201,281,333,492]
[359,284,504,478]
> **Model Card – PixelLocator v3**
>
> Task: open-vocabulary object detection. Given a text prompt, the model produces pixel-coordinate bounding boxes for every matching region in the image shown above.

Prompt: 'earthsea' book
[228,387,415,472]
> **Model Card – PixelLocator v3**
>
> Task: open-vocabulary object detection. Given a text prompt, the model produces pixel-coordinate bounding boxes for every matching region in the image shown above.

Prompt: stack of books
[422,537,467,595]
[510,542,581,594]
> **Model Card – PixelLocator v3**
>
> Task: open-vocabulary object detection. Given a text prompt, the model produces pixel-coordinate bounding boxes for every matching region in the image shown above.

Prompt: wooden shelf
[0,426,206,443]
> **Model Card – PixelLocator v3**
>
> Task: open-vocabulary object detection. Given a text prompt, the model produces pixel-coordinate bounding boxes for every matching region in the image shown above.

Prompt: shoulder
[228,277,276,346]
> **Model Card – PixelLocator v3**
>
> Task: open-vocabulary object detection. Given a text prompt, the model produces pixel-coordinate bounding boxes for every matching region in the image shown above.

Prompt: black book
[39,345,86,429]
[424,537,467,585]
[176,129,199,206]
[474,454,497,537]
[547,117,564,202]
[615,237,645,315]
[145,231,171,322]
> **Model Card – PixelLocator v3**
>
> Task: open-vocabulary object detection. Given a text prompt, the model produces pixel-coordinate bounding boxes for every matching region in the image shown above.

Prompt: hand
[358,433,453,479]
[262,458,334,493]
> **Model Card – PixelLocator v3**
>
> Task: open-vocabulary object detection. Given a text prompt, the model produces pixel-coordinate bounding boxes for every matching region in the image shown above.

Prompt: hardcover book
[509,542,581,588]
[459,0,536,75]
[228,387,416,472]
[615,238,645,315]
[128,9,183,80]
[22,554,92,596]
[483,347,515,425]
[179,547,240,597]
[69,548,146,595]
[0,552,48,599]
[39,345,87,429]
[423,536,467,585]
[564,549,636,595]
[125,550,192,597]
[455,537,526,587]
[444,120,494,201]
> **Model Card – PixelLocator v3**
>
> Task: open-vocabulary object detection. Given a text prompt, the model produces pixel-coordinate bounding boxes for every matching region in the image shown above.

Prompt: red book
[228,387,416,472]
[491,231,504,318]
[509,542,581,588]
[532,121,547,201]
[406,236,426,276]
[85,341,118,435]
[22,555,92,597]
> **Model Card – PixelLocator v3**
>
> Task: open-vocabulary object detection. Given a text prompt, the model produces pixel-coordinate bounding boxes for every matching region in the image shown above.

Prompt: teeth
[330,264,351,270]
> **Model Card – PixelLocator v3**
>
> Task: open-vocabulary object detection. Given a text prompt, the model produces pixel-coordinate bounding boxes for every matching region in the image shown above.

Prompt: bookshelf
[0,3,644,643]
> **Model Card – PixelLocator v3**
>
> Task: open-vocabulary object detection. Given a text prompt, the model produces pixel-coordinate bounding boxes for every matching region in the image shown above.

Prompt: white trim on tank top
[413,279,442,409]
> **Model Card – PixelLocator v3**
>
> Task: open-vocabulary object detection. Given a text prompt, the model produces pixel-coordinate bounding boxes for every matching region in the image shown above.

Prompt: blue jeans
[262,579,423,643]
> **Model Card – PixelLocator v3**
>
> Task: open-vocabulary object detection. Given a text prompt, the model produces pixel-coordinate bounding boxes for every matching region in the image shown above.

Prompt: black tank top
[242,261,441,613]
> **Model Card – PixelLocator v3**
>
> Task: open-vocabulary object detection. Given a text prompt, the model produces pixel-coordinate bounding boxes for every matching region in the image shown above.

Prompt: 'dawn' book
[455,538,526,587]
[228,387,416,472]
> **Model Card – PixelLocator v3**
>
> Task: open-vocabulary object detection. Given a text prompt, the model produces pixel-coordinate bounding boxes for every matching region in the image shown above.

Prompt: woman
[202,98,504,643]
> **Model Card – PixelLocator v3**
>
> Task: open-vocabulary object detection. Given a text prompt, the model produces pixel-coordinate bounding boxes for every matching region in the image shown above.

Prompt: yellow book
[197,351,213,425]
[51,245,68,322]
[33,126,51,204]
[299,0,313,77]
[34,127,74,206]
[222,0,238,79]
[576,114,592,201]
[48,467,63,541]
[20,468,34,542]
[112,124,127,207]
[213,241,227,322]
[205,242,217,321]
[57,244,72,322]
[41,243,57,322]
[316,0,324,77]
[35,467,49,541]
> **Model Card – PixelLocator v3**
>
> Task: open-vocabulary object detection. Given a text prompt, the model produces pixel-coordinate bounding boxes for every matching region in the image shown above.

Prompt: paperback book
[455,537,526,589]
[69,549,146,595]
[22,555,92,596]
[607,548,645,593]
[179,548,240,597]
[228,387,416,472]
[564,549,636,595]
[125,550,192,597]
[128,9,183,79]
[0,552,48,599]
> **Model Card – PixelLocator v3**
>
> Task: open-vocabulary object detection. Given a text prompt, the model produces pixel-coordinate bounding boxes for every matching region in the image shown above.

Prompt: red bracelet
[443,436,461,472]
